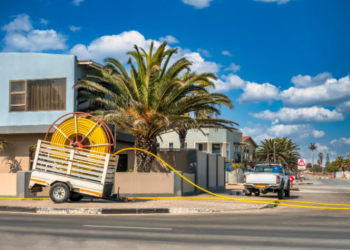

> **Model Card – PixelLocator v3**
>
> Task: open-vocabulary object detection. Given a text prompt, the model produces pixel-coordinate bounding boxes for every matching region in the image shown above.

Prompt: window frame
[9,78,67,113]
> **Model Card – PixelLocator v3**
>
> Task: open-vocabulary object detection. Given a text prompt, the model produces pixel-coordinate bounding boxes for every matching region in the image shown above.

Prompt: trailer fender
[50,181,73,191]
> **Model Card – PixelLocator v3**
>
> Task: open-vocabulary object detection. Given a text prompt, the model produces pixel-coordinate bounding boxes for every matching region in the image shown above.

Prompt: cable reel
[45,112,115,154]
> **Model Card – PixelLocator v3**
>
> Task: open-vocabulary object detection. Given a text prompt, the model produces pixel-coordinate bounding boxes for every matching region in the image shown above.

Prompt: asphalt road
[1,178,350,250]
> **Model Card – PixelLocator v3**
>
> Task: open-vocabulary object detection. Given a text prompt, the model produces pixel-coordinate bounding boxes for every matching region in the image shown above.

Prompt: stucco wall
[0,133,47,173]
[208,154,217,188]
[113,173,175,195]
[0,173,17,196]
[217,156,225,187]
[0,53,78,131]
[182,173,195,193]
[197,151,208,191]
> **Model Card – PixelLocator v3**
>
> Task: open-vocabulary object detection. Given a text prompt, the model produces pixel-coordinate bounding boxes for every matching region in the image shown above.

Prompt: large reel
[45,112,115,154]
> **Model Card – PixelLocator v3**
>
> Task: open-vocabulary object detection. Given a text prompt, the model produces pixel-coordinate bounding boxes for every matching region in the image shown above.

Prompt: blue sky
[1,0,350,165]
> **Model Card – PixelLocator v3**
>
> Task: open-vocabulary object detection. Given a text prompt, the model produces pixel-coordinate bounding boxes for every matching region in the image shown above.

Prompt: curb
[0,206,220,215]
[259,201,280,209]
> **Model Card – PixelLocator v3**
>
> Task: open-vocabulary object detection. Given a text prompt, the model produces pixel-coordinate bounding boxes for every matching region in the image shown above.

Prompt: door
[116,154,128,172]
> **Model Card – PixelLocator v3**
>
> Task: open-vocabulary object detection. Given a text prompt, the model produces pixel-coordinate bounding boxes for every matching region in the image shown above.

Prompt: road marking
[83,225,173,230]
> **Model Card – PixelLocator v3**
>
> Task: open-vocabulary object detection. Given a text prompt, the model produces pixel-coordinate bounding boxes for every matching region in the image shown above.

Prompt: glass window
[169,143,173,149]
[198,144,203,151]
[9,78,66,112]
[212,144,221,155]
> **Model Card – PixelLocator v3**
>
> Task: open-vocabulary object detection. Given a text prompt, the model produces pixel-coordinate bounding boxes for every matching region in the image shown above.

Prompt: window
[198,144,203,151]
[9,78,66,112]
[169,143,173,149]
[184,142,187,149]
[212,144,221,155]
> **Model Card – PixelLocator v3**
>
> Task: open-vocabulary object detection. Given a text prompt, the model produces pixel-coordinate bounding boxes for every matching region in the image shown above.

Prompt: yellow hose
[113,148,350,210]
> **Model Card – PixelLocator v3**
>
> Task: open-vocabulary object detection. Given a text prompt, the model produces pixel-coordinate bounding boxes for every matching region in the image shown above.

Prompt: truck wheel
[255,190,260,196]
[245,189,252,196]
[49,183,70,203]
[69,192,84,202]
[284,181,290,197]
[277,184,284,200]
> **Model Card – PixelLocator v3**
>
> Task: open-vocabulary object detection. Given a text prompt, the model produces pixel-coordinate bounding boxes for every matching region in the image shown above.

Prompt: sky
[1,0,350,166]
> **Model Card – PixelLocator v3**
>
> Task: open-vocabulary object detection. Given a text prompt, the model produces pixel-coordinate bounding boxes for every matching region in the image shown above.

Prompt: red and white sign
[300,172,304,178]
[290,176,295,183]
[298,159,306,170]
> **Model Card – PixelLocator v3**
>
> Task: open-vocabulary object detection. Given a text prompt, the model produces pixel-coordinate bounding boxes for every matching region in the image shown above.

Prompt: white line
[83,225,173,230]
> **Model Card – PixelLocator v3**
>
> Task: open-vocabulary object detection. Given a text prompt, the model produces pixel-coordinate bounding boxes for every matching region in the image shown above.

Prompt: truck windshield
[255,165,283,173]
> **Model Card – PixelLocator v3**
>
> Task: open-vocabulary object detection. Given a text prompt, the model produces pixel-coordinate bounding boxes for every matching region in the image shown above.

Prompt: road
[1,179,350,250]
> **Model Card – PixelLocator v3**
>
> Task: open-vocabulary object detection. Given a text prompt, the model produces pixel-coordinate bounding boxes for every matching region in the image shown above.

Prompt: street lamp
[273,141,277,163]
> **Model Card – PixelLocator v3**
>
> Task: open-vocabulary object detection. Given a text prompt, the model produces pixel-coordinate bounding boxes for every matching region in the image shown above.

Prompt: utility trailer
[29,140,119,203]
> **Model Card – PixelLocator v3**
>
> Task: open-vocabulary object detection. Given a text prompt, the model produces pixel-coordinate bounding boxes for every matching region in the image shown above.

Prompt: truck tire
[255,190,260,196]
[277,183,284,200]
[284,181,290,197]
[69,192,84,202]
[245,189,252,196]
[49,183,70,203]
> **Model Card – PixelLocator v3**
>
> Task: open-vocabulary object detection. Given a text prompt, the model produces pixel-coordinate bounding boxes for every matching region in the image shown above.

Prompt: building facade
[0,53,133,174]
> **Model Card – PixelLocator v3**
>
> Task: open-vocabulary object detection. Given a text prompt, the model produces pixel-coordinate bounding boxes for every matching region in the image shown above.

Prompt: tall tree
[317,152,323,166]
[307,143,317,167]
[75,42,235,172]
[255,138,300,171]
[325,153,330,167]
[335,156,345,171]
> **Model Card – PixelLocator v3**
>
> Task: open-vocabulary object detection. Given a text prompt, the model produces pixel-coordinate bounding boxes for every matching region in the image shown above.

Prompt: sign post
[298,159,306,170]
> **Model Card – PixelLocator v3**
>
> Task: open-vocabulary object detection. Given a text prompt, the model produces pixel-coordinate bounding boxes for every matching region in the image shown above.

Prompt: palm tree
[0,137,10,154]
[75,42,235,172]
[175,71,238,149]
[317,152,323,166]
[256,138,300,171]
[307,143,317,167]
[335,156,345,171]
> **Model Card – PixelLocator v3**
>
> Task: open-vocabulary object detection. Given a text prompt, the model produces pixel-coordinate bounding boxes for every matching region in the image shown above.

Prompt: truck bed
[245,173,278,185]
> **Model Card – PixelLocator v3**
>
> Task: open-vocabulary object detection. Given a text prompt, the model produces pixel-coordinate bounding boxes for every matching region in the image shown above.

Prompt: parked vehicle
[29,140,119,203]
[243,163,290,199]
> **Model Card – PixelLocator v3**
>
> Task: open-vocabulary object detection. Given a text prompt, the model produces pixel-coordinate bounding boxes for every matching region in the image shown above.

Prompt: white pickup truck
[244,163,291,199]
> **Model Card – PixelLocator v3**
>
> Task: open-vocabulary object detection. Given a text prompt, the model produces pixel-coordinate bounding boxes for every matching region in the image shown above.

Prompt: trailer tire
[277,183,284,200]
[50,183,70,203]
[69,192,84,202]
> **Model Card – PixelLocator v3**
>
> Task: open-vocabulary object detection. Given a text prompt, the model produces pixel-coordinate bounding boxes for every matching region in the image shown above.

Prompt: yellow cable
[113,148,350,210]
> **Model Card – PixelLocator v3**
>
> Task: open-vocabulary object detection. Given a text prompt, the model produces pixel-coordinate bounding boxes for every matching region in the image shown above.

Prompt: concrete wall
[0,133,47,173]
[0,173,17,196]
[208,154,217,190]
[217,156,225,187]
[113,172,178,197]
[152,151,189,173]
[196,151,208,192]
[0,53,79,132]
[182,173,195,194]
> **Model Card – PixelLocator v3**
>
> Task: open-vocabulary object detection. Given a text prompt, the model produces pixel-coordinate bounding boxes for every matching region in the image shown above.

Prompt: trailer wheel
[69,192,84,202]
[50,183,70,203]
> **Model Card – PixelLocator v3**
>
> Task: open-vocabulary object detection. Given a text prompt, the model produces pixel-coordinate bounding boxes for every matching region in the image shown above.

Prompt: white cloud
[312,130,325,138]
[336,101,350,114]
[291,72,332,88]
[69,25,82,32]
[214,74,246,91]
[69,30,221,74]
[330,151,337,156]
[1,14,67,52]
[249,106,344,124]
[159,35,179,44]
[330,137,350,147]
[280,75,350,107]
[40,19,49,26]
[224,62,241,73]
[222,51,232,57]
[73,0,84,6]
[315,143,330,154]
[254,0,291,4]
[238,82,280,104]
[197,48,211,57]
[181,0,214,9]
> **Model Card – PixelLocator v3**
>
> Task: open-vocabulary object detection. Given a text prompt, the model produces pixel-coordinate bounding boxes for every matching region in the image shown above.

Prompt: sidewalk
[0,188,270,214]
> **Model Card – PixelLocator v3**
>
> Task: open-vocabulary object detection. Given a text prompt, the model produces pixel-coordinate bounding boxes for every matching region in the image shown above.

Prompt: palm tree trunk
[312,150,314,167]
[178,129,187,149]
[134,135,157,172]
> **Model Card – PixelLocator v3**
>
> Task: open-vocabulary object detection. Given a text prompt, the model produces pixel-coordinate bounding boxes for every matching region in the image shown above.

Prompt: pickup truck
[243,163,291,199]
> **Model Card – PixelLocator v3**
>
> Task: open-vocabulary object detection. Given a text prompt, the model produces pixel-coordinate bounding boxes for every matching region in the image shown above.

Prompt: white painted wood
[32,140,42,170]
[101,153,110,184]
[66,149,75,175]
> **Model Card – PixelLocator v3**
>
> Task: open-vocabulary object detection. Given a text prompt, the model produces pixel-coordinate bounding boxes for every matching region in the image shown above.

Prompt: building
[0,53,134,174]
[241,136,259,168]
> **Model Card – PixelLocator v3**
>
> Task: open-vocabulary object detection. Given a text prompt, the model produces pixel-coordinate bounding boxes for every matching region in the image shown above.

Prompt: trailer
[29,140,119,203]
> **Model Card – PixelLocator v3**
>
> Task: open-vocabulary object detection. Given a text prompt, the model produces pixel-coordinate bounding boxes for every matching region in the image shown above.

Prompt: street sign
[298,159,306,170]
[290,176,295,183]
